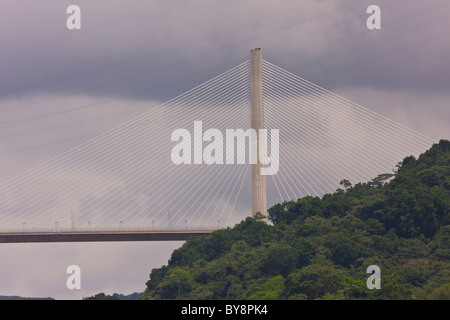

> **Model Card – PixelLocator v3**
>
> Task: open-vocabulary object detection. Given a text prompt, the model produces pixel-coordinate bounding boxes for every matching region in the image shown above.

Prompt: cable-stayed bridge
[0,50,435,243]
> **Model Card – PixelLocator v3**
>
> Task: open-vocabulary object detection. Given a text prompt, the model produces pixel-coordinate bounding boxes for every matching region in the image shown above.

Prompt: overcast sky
[0,0,449,300]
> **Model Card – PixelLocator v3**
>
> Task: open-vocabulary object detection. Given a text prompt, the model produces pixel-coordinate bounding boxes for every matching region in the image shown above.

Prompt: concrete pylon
[250,48,267,221]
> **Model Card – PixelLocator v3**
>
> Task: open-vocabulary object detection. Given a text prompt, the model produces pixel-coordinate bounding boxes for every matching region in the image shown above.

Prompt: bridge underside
[0,230,213,243]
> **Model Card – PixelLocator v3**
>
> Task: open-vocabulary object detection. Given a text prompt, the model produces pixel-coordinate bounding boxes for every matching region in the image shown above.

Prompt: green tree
[82,293,119,300]
[283,264,344,300]
[155,267,195,299]
[326,235,365,268]
[260,243,296,277]
[247,276,286,300]
[427,285,450,300]
[369,275,412,300]
[340,179,352,190]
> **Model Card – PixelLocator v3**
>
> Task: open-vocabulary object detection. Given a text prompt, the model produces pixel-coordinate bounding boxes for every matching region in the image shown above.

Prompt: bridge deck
[0,230,214,243]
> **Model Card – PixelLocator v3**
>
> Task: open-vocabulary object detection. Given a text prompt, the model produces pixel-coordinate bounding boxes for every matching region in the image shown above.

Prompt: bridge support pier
[250,48,267,222]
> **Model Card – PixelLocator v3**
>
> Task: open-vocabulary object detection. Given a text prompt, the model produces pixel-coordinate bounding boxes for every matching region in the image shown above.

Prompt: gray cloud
[1,0,448,100]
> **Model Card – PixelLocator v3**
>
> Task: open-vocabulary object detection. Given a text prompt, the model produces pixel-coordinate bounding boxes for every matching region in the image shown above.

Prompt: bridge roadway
[0,230,214,243]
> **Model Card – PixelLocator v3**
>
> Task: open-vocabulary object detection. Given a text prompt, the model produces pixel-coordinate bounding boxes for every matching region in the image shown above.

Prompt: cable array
[0,62,252,232]
[0,59,436,233]
[262,60,435,203]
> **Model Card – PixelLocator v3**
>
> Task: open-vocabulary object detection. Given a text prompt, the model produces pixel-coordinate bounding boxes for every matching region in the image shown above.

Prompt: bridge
[0,230,213,243]
[0,49,435,243]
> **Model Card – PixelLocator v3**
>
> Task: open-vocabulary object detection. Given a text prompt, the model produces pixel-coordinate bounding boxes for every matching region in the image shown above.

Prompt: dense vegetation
[140,140,450,300]
[82,292,142,300]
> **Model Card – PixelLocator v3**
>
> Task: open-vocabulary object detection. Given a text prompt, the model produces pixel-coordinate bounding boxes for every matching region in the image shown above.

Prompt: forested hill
[141,139,450,300]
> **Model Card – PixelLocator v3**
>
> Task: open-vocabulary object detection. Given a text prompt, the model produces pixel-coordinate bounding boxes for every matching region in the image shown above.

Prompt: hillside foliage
[141,140,450,300]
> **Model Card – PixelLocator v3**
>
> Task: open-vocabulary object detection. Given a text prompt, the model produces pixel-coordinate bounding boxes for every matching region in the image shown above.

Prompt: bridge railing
[0,225,218,234]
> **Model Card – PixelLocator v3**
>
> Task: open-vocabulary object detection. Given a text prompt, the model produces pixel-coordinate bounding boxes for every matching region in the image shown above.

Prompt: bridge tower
[250,48,267,221]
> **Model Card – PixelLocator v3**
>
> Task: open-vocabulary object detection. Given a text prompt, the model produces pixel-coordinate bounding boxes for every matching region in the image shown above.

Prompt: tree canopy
[140,140,450,300]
